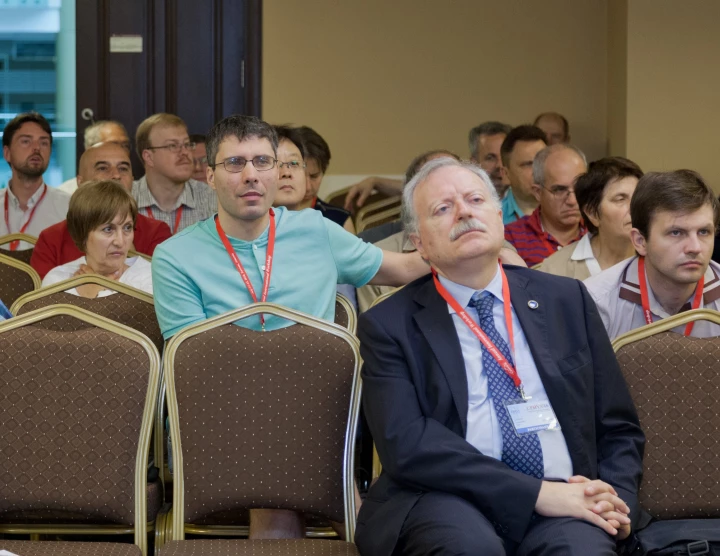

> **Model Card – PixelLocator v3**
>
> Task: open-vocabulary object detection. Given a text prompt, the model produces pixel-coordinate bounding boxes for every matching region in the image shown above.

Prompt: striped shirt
[132,176,217,234]
[504,207,586,266]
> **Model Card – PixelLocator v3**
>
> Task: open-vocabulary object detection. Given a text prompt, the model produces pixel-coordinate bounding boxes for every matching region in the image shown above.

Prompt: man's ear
[3,145,10,164]
[206,166,216,191]
[409,233,426,260]
[141,149,153,168]
[630,228,647,256]
[531,183,543,203]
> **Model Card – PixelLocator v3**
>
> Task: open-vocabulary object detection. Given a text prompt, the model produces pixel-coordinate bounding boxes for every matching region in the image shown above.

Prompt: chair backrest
[0,304,160,555]
[335,292,357,334]
[612,308,720,519]
[0,233,37,265]
[355,196,401,223]
[0,253,41,306]
[165,303,361,541]
[357,205,401,234]
[326,186,399,218]
[12,275,163,353]
[369,286,401,309]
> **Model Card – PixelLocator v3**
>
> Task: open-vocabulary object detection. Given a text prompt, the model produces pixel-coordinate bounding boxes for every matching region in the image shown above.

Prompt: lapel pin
[528,300,539,310]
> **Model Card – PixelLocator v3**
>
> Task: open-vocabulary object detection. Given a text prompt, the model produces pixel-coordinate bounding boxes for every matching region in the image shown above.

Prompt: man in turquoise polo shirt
[500,125,547,225]
[152,115,432,340]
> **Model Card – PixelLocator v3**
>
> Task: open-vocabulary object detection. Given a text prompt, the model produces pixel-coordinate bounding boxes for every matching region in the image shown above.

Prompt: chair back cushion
[0,246,34,265]
[173,323,356,524]
[18,292,163,352]
[0,319,151,524]
[615,331,720,518]
[0,259,37,306]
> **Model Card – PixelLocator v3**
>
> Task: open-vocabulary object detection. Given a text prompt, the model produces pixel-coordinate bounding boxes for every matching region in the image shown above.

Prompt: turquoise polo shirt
[152,207,383,338]
[501,189,525,225]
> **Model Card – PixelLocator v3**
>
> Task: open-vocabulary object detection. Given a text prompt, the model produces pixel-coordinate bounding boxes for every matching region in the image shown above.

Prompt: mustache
[449,218,488,241]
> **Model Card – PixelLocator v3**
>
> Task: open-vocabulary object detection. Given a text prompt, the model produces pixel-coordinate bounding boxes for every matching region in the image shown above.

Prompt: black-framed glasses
[213,155,277,173]
[544,185,576,201]
[277,160,306,171]
[147,141,196,154]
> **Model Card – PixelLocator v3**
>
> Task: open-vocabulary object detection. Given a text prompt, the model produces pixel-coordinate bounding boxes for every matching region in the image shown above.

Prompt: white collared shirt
[570,233,602,277]
[585,256,720,340]
[41,256,153,296]
[0,184,71,249]
[439,266,573,480]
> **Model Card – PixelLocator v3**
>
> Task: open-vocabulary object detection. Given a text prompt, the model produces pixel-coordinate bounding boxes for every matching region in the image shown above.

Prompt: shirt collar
[6,183,46,210]
[502,189,524,220]
[438,264,503,314]
[570,233,595,262]
[134,175,197,210]
[619,256,720,315]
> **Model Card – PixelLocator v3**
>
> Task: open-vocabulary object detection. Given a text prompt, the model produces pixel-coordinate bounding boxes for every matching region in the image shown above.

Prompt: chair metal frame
[0,252,42,305]
[356,205,401,234]
[162,302,362,545]
[611,308,720,351]
[10,274,155,315]
[0,232,38,248]
[355,196,401,225]
[335,292,358,335]
[0,304,161,556]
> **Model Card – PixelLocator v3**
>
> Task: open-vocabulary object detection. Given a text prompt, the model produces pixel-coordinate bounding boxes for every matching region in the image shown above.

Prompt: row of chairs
[0,263,361,555]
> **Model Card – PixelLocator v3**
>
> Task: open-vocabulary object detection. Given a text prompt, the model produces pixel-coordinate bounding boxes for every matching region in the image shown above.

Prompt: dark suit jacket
[356,266,645,556]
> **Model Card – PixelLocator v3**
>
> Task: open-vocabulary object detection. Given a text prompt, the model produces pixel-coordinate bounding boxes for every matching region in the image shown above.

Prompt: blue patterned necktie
[468,291,544,478]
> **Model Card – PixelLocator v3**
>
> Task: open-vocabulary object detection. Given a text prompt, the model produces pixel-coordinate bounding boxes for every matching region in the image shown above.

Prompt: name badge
[504,398,561,436]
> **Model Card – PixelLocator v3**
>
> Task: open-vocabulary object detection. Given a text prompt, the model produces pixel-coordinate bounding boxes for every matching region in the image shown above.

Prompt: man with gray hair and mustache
[355,156,645,556]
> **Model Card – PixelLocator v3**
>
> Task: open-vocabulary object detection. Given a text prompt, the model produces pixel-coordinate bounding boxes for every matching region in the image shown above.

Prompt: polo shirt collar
[439,264,502,314]
[570,233,595,262]
[135,175,197,210]
[502,189,524,222]
[619,256,720,316]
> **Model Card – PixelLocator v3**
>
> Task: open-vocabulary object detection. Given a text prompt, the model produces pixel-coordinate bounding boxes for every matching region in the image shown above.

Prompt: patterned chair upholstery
[0,540,141,555]
[0,253,41,307]
[613,309,720,519]
[12,275,163,353]
[334,293,357,334]
[160,539,359,556]
[0,232,37,265]
[0,305,161,556]
[159,303,361,555]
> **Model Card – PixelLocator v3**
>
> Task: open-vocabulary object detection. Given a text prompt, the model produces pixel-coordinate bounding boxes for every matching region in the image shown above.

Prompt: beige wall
[263,1,608,184]
[607,0,627,157]
[625,1,720,187]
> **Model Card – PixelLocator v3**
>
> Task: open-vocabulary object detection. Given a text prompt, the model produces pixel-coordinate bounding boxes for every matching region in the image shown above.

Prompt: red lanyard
[4,184,48,250]
[145,205,183,234]
[215,209,276,331]
[638,256,704,336]
[311,197,318,209]
[433,265,526,398]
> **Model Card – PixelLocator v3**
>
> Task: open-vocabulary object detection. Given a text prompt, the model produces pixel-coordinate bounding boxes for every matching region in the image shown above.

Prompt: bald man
[31,142,171,278]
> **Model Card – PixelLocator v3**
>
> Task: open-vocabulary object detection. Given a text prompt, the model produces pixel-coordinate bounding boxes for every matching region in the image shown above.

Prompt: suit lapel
[413,279,469,436]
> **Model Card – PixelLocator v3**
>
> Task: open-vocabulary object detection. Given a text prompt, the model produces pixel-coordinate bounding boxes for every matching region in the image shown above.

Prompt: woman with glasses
[42,180,153,297]
[537,157,643,280]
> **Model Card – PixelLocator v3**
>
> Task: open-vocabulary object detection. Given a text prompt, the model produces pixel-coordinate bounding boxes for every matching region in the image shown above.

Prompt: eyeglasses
[544,185,576,201]
[212,155,277,173]
[147,141,196,154]
[277,160,306,171]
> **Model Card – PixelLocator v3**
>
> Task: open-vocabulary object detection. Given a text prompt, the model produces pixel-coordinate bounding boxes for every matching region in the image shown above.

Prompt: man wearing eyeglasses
[504,144,587,266]
[131,113,217,234]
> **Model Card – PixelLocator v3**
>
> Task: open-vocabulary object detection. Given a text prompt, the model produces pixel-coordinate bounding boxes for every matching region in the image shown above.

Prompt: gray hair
[468,121,512,159]
[532,143,587,186]
[83,120,128,149]
[402,157,500,236]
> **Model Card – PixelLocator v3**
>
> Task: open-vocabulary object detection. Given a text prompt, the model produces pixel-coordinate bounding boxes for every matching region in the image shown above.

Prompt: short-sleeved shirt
[0,183,70,249]
[152,206,383,338]
[501,189,525,225]
[584,256,720,340]
[132,176,217,234]
[504,207,586,266]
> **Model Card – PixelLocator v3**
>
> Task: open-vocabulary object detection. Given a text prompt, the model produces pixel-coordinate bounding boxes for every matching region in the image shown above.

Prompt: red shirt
[31,214,172,279]
[504,207,586,266]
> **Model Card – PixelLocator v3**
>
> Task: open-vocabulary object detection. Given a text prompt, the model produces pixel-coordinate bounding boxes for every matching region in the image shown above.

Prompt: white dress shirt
[570,233,602,277]
[0,184,71,249]
[42,256,153,296]
[439,266,573,480]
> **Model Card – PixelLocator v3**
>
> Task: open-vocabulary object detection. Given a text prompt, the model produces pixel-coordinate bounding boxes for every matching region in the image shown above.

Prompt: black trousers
[393,491,617,556]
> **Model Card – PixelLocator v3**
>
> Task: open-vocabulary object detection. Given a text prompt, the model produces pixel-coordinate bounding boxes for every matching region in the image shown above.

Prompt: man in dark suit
[356,157,645,556]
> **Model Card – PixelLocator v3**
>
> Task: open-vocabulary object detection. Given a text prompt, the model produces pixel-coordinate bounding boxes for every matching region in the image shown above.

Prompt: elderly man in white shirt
[1,112,70,250]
